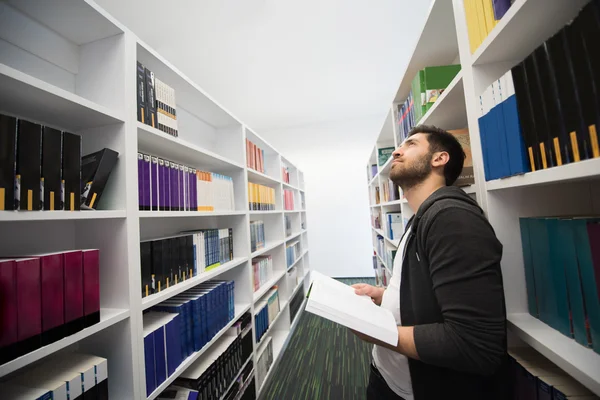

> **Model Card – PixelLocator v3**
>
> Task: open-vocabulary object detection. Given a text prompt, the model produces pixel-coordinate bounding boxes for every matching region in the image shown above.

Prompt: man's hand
[351,283,385,305]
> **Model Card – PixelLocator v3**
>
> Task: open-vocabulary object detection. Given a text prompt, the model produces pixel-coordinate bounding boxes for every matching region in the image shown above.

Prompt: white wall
[263,115,384,277]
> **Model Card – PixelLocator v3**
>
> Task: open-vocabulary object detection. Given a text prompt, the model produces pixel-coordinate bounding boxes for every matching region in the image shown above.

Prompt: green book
[519,218,538,317]
[546,218,573,338]
[377,147,394,166]
[421,65,461,115]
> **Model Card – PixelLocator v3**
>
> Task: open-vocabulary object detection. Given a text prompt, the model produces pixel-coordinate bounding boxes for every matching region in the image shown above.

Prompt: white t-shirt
[372,227,413,399]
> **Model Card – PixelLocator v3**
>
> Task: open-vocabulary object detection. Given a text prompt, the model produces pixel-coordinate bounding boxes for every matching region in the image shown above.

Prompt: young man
[353,125,507,400]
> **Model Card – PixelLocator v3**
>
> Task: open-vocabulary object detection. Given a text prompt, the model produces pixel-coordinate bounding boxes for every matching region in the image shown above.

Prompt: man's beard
[389,153,432,190]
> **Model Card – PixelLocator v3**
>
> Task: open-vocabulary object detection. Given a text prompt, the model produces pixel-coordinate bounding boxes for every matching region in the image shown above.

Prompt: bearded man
[352,125,509,400]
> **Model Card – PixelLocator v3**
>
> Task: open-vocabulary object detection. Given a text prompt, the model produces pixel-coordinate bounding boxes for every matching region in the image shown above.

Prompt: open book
[305,271,398,346]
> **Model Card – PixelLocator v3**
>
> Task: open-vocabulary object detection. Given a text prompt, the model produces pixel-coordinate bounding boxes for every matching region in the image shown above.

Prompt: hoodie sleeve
[412,206,506,376]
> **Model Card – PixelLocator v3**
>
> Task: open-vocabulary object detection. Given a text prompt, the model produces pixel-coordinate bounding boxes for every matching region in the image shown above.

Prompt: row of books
[252,255,273,292]
[138,153,235,212]
[371,208,382,230]
[386,212,403,240]
[151,280,235,366]
[137,62,179,136]
[250,220,265,253]
[378,147,394,167]
[282,165,290,184]
[380,179,401,203]
[248,182,275,211]
[0,352,108,400]
[246,139,265,174]
[286,241,301,268]
[140,229,234,297]
[255,288,280,343]
[283,189,295,211]
[175,333,245,400]
[0,114,118,211]
[256,338,273,390]
[508,346,598,400]
[464,0,512,54]
[219,357,255,400]
[520,217,600,354]
[373,254,389,288]
[289,282,305,323]
[0,250,100,365]
[284,215,292,237]
[500,5,600,180]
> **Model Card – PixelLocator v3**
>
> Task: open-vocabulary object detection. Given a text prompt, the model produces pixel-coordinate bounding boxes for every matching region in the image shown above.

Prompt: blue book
[478,113,492,181]
[546,218,573,337]
[556,219,588,346]
[487,106,503,180]
[518,218,538,317]
[528,218,553,327]
[493,101,510,178]
[172,295,202,352]
[184,289,211,345]
[502,95,529,176]
[153,327,167,386]
[157,300,192,357]
[571,219,600,354]
[143,322,157,396]
[165,314,182,375]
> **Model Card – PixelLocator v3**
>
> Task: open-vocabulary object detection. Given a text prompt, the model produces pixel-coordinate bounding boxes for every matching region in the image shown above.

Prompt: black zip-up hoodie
[399,186,509,400]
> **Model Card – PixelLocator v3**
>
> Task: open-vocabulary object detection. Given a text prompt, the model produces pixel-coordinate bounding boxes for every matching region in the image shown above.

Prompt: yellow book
[482,0,497,34]
[464,0,479,54]
[474,0,488,47]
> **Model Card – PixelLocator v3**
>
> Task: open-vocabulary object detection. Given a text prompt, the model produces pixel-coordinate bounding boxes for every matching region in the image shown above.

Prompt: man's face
[389,133,433,188]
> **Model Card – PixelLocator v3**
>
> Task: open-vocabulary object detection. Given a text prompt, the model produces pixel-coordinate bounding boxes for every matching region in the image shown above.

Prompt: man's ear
[431,151,450,168]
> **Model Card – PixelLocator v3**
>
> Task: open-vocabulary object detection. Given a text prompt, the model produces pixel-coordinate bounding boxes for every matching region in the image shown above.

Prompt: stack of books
[248,183,275,211]
[250,220,265,253]
[381,179,400,203]
[252,255,273,292]
[255,288,280,343]
[0,352,108,399]
[137,62,178,136]
[138,153,235,212]
[0,250,100,364]
[246,139,265,173]
[464,0,512,54]
[284,189,294,210]
[520,217,600,354]
[479,2,600,181]
[286,241,301,268]
[140,229,234,297]
[386,212,403,240]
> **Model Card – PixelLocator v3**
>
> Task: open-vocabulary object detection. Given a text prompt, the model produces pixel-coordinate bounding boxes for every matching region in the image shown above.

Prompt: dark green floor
[259,278,377,400]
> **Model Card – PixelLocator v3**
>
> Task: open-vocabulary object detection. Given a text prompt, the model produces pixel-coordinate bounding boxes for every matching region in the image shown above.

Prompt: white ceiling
[94,0,432,132]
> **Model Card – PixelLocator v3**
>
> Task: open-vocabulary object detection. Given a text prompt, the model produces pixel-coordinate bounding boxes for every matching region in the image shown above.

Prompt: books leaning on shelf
[396,65,461,145]
[508,346,599,399]
[286,241,301,268]
[479,4,600,181]
[140,229,234,297]
[0,352,108,400]
[138,153,235,212]
[386,212,402,240]
[256,337,274,389]
[381,179,400,203]
[255,288,281,343]
[0,250,100,365]
[448,128,475,186]
[464,0,512,54]
[137,61,179,136]
[146,280,236,395]
[378,147,394,167]
[519,217,600,355]
[282,164,290,184]
[248,183,275,211]
[250,220,266,253]
[0,113,119,211]
[305,271,398,346]
[246,139,265,173]
[284,189,294,211]
[372,208,382,230]
[252,255,273,292]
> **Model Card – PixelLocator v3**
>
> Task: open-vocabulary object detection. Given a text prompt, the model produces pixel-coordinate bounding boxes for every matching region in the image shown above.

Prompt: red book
[251,142,256,170]
[587,221,600,301]
[0,259,18,364]
[82,249,100,328]
[15,258,41,356]
[246,139,251,168]
[63,250,84,336]
[36,253,65,345]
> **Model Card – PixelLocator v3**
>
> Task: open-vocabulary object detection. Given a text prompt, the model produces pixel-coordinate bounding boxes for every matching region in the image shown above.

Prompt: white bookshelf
[0,1,310,398]
[365,0,600,395]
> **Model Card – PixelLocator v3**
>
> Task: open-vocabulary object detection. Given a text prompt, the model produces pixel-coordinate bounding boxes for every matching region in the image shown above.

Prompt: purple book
[170,162,178,211]
[191,169,197,211]
[492,0,511,20]
[158,159,165,211]
[142,154,151,211]
[164,161,170,211]
[138,153,144,210]
[188,168,193,211]
[183,166,189,211]
[151,157,158,211]
[178,164,184,211]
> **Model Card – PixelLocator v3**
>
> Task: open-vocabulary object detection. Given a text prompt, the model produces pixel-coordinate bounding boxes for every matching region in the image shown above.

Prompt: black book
[41,126,62,210]
[511,63,541,171]
[161,238,172,287]
[524,54,551,169]
[62,132,81,211]
[0,113,17,210]
[16,119,42,210]
[137,61,146,124]
[144,68,157,128]
[80,148,119,209]
[186,235,194,278]
[151,239,164,292]
[140,241,152,297]
[229,228,233,260]
[179,236,187,280]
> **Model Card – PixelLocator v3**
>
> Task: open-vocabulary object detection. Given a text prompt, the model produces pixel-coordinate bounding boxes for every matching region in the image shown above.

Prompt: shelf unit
[365,0,600,395]
[0,1,311,399]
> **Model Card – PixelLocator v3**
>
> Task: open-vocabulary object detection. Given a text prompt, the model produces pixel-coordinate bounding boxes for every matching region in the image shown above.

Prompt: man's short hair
[408,124,466,186]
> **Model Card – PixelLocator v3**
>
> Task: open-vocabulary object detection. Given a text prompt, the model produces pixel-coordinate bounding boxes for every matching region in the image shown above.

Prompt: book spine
[17,120,42,211]
[158,159,165,211]
[137,62,146,124]
[63,251,84,336]
[151,157,158,211]
[144,68,157,128]
[16,258,42,356]
[143,154,151,211]
[41,126,62,211]
[0,114,17,210]
[82,249,100,328]
[0,260,18,364]
[39,254,64,345]
[138,153,144,210]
